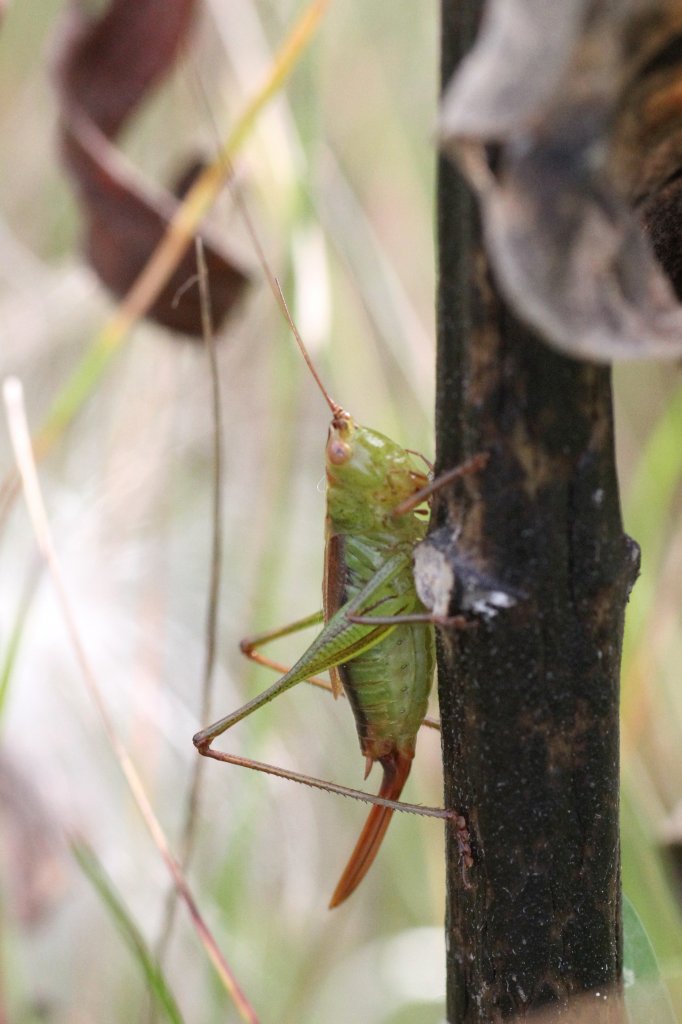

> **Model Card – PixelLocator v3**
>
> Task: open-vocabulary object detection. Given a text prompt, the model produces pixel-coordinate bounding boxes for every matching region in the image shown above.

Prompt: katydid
[194,282,485,907]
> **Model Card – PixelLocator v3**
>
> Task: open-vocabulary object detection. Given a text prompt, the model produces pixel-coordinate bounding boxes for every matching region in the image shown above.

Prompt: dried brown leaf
[441,0,682,363]
[55,0,248,336]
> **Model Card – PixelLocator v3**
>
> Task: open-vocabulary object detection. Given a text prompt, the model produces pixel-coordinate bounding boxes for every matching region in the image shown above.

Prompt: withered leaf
[56,0,248,336]
[441,0,682,363]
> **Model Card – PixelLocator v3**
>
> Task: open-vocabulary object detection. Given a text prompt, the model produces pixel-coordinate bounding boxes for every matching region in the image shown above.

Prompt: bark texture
[433,5,640,1021]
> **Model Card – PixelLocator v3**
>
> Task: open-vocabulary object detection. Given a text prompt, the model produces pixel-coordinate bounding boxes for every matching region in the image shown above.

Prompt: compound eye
[327,437,351,465]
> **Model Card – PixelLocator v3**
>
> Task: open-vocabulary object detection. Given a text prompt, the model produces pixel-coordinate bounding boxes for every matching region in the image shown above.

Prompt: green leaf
[623,893,677,1024]
[0,572,39,726]
[71,840,185,1024]
[622,379,682,678]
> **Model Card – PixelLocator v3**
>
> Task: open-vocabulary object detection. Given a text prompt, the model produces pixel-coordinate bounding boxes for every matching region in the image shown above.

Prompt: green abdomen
[335,534,435,758]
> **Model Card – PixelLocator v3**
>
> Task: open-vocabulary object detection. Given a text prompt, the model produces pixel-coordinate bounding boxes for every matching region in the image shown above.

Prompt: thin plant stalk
[151,240,223,988]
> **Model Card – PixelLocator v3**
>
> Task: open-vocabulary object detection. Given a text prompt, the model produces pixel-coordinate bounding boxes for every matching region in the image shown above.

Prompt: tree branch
[433,4,640,1020]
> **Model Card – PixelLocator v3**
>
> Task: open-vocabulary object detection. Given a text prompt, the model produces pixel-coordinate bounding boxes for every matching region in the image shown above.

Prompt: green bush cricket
[194,265,485,908]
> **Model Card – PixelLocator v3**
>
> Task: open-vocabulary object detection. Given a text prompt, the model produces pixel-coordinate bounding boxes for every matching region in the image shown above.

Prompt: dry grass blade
[152,238,223,984]
[2,377,260,1024]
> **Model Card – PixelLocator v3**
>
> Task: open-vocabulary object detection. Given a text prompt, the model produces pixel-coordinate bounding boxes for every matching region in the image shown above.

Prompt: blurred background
[0,2,681,1022]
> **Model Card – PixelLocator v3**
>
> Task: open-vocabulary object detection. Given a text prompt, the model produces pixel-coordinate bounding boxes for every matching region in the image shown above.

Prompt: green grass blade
[623,894,678,1024]
[622,379,682,679]
[621,766,682,965]
[0,570,39,725]
[71,840,186,1024]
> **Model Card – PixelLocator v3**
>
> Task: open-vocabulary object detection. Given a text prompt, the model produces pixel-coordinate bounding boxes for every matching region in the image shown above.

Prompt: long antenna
[273,277,342,416]
[239,192,341,416]
[188,68,343,416]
